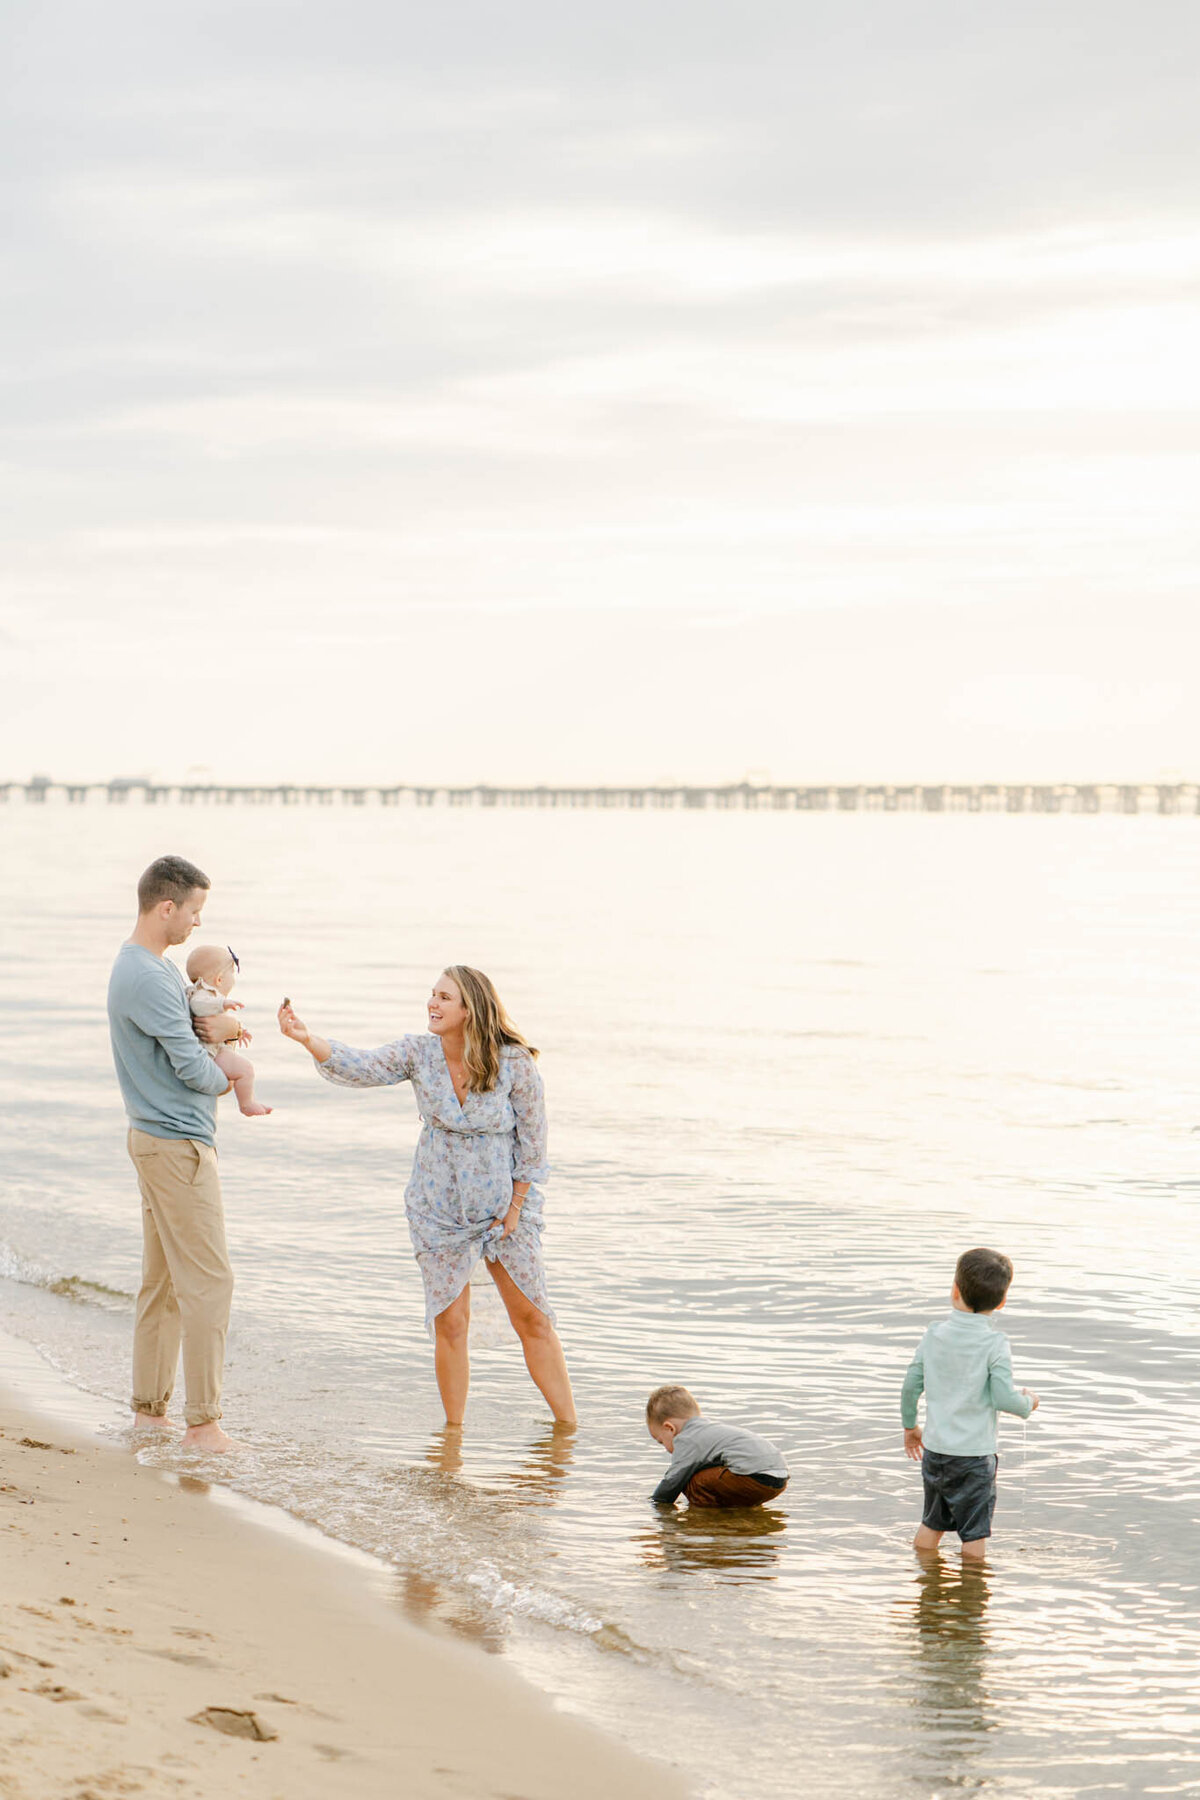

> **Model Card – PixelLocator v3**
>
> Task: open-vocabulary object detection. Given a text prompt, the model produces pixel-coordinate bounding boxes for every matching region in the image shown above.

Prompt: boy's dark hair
[955,1247,1014,1313]
[137,855,210,913]
[646,1384,701,1426]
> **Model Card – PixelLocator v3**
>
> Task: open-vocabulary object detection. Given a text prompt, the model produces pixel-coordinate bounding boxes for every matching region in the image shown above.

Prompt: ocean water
[2,800,1199,1798]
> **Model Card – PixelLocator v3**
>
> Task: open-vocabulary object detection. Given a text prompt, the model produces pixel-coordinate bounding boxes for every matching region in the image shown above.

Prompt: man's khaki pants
[128,1129,233,1427]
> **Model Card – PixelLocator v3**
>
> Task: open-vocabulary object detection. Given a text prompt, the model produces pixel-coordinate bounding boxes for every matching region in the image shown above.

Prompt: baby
[185,945,271,1117]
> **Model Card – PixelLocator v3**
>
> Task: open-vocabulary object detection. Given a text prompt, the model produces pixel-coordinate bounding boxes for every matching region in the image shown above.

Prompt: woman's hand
[495,1181,529,1239]
[277,1000,332,1062]
[277,1000,311,1046]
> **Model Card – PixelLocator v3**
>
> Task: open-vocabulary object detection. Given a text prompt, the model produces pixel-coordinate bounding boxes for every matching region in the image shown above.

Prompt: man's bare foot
[132,1412,174,1431]
[182,1421,235,1453]
[239,1101,273,1116]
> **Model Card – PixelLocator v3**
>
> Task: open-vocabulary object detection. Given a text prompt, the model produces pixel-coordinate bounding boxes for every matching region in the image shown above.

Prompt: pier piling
[7,781,1198,815]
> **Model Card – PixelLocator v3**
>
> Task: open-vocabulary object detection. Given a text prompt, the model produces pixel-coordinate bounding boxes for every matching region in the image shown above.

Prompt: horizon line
[5,777,1198,793]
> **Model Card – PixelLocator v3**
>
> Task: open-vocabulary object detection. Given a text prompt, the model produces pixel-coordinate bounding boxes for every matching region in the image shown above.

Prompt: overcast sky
[3,1,1199,784]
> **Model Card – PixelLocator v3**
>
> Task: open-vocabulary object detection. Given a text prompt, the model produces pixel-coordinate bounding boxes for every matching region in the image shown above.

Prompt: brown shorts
[683,1466,789,1509]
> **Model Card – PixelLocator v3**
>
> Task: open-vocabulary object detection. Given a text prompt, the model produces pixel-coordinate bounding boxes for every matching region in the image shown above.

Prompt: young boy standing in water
[901,1247,1038,1559]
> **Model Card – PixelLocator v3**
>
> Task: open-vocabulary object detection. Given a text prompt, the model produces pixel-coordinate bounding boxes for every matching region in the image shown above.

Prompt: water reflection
[899,1557,994,1768]
[424,1423,577,1503]
[637,1504,788,1576]
[395,1568,506,1655]
[425,1425,464,1477]
[500,1424,577,1502]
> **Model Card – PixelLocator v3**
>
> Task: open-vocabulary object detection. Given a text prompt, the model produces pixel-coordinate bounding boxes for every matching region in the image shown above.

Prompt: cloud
[2,0,1199,780]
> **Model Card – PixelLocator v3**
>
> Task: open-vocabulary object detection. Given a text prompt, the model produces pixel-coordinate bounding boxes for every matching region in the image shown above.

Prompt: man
[107,855,243,1451]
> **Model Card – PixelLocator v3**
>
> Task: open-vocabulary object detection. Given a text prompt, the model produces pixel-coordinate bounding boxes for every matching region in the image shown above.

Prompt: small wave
[0,1242,133,1312]
[126,1428,657,1661]
[462,1557,605,1636]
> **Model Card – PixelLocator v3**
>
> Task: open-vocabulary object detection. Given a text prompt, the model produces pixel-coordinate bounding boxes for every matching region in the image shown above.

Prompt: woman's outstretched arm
[278,1001,415,1088]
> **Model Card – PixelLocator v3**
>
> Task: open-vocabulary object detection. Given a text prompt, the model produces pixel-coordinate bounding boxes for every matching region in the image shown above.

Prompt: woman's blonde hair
[442,965,538,1093]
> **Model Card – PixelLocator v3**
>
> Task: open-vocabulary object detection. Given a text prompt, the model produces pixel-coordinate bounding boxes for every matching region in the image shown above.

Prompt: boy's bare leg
[913,1525,944,1553]
[960,1537,988,1562]
[214,1048,272,1116]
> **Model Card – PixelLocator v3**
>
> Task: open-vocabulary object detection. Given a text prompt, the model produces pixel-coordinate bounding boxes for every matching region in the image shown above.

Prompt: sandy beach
[0,1388,687,1800]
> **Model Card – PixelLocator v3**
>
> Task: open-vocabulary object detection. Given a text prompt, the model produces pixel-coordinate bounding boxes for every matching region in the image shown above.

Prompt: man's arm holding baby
[194,1011,247,1047]
[127,975,230,1096]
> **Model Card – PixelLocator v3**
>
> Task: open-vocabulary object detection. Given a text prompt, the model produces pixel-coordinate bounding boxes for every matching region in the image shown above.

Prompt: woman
[278,967,575,1428]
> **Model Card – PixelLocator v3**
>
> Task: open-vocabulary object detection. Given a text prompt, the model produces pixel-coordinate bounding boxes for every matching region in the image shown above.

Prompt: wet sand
[0,1388,688,1800]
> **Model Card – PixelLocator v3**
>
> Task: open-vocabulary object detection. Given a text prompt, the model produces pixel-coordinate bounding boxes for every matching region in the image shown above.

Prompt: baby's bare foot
[240,1101,273,1117]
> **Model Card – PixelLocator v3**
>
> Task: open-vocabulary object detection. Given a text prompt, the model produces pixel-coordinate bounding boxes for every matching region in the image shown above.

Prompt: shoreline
[0,1337,688,1800]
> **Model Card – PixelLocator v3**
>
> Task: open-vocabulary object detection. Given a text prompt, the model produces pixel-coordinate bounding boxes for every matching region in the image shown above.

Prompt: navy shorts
[921,1451,998,1541]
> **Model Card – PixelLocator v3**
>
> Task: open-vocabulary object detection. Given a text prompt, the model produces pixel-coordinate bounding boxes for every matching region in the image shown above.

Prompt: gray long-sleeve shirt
[108,943,227,1145]
[651,1416,789,1505]
[901,1310,1034,1455]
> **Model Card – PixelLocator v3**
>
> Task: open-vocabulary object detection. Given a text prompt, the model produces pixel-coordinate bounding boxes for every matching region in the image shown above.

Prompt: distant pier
[3,778,1198,814]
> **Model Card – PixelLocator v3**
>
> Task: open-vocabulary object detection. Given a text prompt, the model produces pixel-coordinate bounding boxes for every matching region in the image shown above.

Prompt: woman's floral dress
[317,1033,554,1331]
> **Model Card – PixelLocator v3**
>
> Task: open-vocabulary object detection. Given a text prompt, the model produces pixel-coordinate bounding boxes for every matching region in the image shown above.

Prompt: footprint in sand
[34,1680,84,1702]
[189,1706,279,1742]
[142,1645,218,1668]
[1,1644,55,1669]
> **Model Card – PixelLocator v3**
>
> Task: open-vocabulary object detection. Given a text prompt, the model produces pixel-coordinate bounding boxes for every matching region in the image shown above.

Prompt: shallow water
[2,802,1199,1797]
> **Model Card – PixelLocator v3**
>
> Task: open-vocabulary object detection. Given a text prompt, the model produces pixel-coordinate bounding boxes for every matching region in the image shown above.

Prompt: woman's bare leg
[433,1285,471,1425]
[487,1258,576,1425]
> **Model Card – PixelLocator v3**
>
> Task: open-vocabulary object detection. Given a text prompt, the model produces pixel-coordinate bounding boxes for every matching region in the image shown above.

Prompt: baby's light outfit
[187,980,233,1060]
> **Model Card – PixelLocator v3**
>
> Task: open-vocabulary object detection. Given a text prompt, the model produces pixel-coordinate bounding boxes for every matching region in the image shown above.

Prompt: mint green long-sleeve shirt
[901,1311,1033,1455]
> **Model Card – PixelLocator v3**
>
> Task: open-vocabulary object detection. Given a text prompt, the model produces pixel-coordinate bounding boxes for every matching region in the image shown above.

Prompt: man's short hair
[136,855,211,913]
[954,1247,1014,1313]
[646,1384,701,1426]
